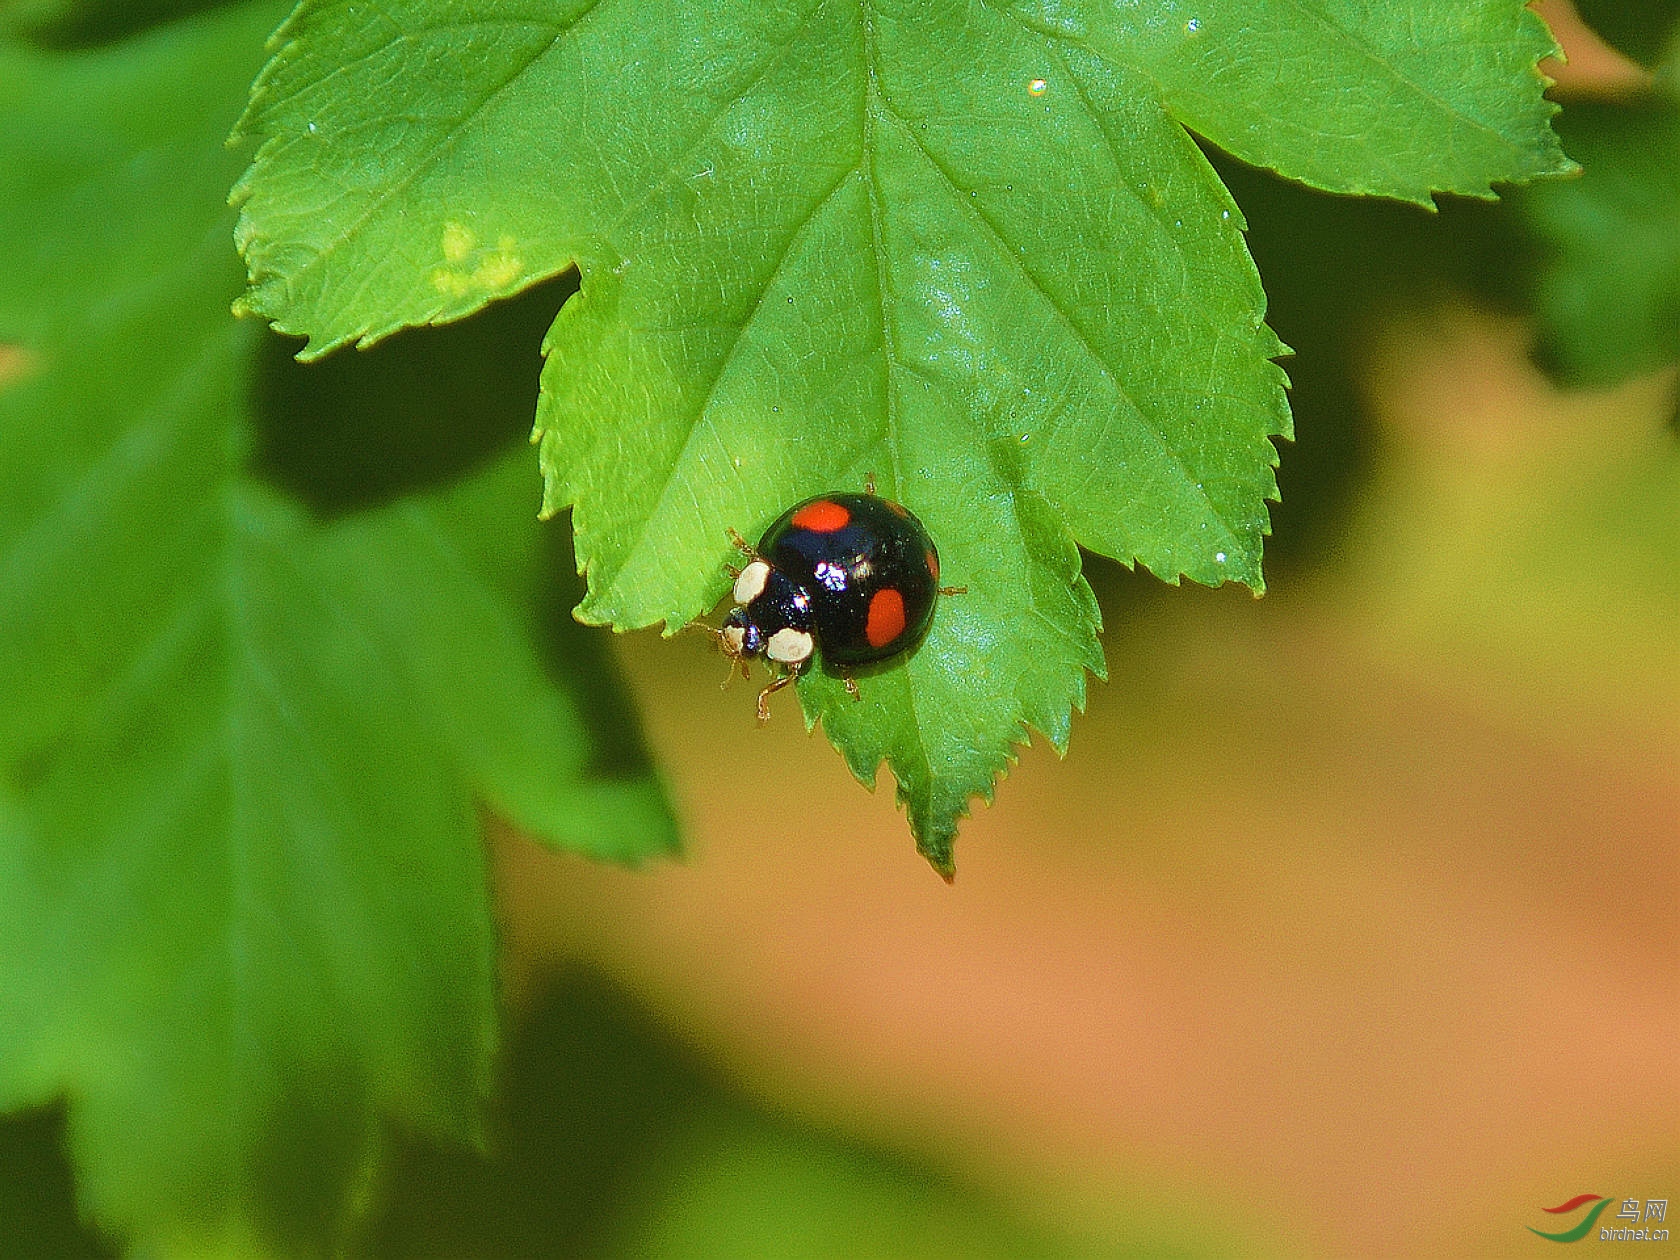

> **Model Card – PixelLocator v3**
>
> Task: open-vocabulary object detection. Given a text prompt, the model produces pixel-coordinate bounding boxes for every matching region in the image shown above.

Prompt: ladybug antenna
[680,620,733,665]
[679,620,723,645]
[690,618,754,688]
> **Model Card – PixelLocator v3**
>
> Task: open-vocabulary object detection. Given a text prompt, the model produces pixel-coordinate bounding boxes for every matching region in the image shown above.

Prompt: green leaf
[999,0,1575,204]
[231,1,1571,867]
[1521,96,1680,387]
[618,1102,1101,1259]
[0,3,673,1250]
[231,1,1574,357]
[0,486,499,1254]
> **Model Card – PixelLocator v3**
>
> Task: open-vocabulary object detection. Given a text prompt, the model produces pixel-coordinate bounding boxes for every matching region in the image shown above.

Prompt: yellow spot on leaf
[441,221,475,263]
[0,343,40,390]
[431,230,523,298]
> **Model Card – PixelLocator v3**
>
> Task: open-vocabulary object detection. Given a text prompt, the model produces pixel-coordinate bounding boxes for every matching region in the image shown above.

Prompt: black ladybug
[716,492,952,722]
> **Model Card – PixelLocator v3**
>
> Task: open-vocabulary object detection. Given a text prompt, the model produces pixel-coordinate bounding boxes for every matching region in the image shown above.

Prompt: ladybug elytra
[713,491,953,722]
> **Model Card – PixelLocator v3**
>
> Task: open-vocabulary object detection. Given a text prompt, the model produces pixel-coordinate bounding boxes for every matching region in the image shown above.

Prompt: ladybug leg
[843,673,861,703]
[721,654,749,689]
[938,585,968,597]
[864,471,877,496]
[726,527,757,561]
[755,669,796,725]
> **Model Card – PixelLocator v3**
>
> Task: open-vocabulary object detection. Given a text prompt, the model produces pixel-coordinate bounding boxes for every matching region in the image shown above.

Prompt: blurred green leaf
[0,3,673,1250]
[363,968,1245,1260]
[0,484,501,1253]
[362,968,715,1258]
[0,1106,113,1258]
[1571,0,1680,71]
[1521,96,1680,387]
[322,452,676,863]
[617,1105,1084,1260]
[0,0,75,37]
[229,1,1571,869]
[0,0,232,47]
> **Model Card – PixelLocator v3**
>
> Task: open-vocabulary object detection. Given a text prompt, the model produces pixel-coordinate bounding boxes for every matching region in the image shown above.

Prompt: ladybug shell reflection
[727,493,942,668]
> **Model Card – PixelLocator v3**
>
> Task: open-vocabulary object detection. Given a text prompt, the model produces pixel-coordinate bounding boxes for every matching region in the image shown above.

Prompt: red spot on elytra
[866,588,907,648]
[791,499,850,532]
[925,548,940,582]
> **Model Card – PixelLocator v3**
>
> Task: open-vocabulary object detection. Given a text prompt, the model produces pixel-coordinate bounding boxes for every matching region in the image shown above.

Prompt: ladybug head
[720,605,765,660]
[719,603,814,669]
[717,559,816,673]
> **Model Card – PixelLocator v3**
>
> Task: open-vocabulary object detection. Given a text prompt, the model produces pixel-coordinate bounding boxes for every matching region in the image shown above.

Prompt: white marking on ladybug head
[732,560,770,606]
[765,627,813,665]
[720,625,747,657]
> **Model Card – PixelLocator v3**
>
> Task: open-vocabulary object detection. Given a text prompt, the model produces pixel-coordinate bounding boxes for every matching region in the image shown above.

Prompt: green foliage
[1522,95,1680,389]
[0,1108,111,1259]
[1520,7,1680,393]
[231,0,1570,871]
[0,4,672,1252]
[621,1105,1086,1259]
[10,969,1252,1257]
[0,0,231,46]
[358,970,1166,1258]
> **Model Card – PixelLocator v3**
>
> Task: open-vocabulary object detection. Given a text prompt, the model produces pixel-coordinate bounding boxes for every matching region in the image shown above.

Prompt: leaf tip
[919,833,957,882]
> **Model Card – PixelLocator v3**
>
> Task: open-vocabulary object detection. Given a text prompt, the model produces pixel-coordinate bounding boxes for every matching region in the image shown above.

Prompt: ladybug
[715,491,955,722]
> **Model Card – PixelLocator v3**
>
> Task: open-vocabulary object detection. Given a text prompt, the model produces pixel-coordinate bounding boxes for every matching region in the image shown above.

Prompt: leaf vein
[605,2,828,240]
[872,86,1236,545]
[611,163,858,603]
